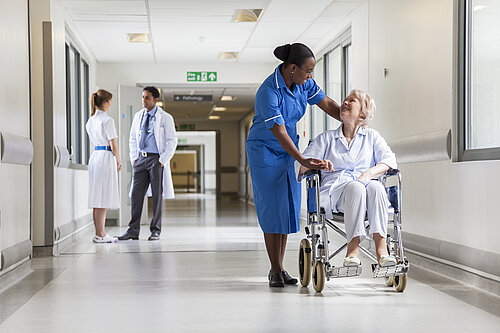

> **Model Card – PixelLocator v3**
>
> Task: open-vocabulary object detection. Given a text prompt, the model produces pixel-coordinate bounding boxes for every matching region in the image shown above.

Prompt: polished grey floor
[1,194,499,332]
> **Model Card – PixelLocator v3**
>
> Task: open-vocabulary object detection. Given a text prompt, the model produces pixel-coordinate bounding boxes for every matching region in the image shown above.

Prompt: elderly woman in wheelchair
[296,89,409,292]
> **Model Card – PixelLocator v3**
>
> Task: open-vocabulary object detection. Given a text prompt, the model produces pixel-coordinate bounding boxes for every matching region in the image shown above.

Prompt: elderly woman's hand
[300,158,334,171]
[357,170,372,183]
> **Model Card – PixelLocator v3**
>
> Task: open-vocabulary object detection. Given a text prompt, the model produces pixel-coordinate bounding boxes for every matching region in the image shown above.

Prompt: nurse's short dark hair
[143,86,160,99]
[274,43,315,67]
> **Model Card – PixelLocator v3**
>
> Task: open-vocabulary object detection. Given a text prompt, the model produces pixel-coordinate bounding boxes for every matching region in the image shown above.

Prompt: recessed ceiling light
[232,9,263,23]
[221,96,236,101]
[214,107,227,112]
[156,101,163,107]
[126,33,149,43]
[209,115,220,120]
[219,52,239,60]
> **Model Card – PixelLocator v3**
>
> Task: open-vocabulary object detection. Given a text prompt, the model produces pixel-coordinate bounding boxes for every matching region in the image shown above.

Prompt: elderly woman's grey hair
[350,89,376,128]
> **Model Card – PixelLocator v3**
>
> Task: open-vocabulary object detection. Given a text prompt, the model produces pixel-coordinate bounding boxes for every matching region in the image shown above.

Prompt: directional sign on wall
[174,95,212,102]
[187,71,217,82]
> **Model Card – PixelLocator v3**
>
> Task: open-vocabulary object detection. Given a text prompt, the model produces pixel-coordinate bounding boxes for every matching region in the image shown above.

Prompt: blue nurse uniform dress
[246,65,325,234]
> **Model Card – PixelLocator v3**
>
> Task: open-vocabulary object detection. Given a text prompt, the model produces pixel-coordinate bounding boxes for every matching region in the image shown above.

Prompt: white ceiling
[60,0,364,64]
[60,0,363,121]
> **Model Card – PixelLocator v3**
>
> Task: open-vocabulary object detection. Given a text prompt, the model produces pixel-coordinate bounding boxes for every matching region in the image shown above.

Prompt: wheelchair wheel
[385,276,395,287]
[394,274,407,292]
[312,261,326,292]
[298,239,312,287]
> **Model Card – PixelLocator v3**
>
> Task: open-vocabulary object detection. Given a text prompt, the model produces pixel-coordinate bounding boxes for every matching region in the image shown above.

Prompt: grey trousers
[337,181,389,243]
[127,154,163,236]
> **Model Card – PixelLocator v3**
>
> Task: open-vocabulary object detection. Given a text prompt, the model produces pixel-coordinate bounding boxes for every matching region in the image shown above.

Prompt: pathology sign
[187,71,217,82]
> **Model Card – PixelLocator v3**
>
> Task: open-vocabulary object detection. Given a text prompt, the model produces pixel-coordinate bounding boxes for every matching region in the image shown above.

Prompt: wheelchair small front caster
[299,239,312,287]
[385,276,395,287]
[394,274,407,292]
[312,261,325,292]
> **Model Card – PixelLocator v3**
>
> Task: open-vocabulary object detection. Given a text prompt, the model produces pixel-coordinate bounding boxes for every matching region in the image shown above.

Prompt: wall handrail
[388,129,451,164]
[0,131,33,165]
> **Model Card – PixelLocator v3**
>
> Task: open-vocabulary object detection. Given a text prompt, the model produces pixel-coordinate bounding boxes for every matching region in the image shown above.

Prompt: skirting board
[402,231,500,279]
[54,213,92,242]
[0,240,32,271]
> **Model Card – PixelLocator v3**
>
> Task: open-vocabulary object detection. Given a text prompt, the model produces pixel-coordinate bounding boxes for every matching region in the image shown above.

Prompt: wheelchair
[298,168,409,292]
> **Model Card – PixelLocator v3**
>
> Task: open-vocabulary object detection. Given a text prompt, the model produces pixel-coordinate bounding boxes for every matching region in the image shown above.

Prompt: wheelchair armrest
[384,168,400,176]
[304,169,321,177]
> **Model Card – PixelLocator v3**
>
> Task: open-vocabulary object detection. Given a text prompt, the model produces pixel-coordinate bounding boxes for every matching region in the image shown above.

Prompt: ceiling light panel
[220,96,236,101]
[127,33,149,43]
[209,115,221,120]
[214,107,227,111]
[219,52,239,60]
[232,9,263,22]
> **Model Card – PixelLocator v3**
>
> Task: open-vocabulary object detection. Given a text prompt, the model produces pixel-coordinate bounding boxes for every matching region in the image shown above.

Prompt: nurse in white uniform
[85,89,121,243]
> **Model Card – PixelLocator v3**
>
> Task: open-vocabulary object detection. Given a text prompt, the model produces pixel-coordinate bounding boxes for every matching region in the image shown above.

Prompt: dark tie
[139,113,150,151]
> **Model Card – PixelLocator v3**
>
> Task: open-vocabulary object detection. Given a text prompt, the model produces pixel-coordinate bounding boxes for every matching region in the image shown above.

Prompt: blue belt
[95,146,112,151]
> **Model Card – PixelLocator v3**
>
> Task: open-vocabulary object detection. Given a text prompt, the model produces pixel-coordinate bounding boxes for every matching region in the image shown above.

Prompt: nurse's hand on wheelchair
[299,158,334,173]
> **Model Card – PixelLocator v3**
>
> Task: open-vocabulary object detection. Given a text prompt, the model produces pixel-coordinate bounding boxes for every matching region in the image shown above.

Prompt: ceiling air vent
[232,9,263,23]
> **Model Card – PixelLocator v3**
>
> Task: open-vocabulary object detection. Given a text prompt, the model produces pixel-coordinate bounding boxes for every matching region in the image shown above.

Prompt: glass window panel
[327,47,342,130]
[311,57,325,139]
[468,0,500,149]
[344,44,352,95]
[83,62,90,165]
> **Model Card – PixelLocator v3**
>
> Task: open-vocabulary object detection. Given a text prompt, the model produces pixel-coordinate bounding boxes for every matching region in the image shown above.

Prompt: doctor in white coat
[118,86,177,241]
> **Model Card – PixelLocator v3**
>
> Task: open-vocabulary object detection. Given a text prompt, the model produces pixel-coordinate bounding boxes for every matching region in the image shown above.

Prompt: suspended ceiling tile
[60,0,146,15]
[70,14,147,22]
[258,0,332,23]
[246,22,308,48]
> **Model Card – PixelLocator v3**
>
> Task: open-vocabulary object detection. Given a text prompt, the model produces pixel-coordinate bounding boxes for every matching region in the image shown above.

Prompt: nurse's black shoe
[282,271,298,285]
[269,272,285,288]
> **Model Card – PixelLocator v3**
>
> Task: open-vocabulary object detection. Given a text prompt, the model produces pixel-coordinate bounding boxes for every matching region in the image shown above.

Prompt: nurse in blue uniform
[246,43,341,287]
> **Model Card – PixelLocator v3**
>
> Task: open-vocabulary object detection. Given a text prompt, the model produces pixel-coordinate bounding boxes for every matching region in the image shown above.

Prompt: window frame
[320,27,352,131]
[458,0,500,161]
[65,32,91,167]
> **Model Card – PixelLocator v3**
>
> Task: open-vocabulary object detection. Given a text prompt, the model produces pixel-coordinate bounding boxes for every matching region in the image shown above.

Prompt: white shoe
[93,234,118,243]
[343,256,361,267]
[379,255,397,267]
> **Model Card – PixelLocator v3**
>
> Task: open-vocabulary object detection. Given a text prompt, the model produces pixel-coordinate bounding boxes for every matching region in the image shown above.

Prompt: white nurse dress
[85,110,120,209]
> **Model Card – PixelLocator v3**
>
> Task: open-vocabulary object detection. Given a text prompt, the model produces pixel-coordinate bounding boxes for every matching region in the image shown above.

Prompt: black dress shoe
[269,272,284,288]
[148,232,160,241]
[282,271,298,285]
[117,232,138,241]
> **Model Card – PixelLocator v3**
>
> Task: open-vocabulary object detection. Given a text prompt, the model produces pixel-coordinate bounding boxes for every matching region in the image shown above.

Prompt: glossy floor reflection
[0,193,499,332]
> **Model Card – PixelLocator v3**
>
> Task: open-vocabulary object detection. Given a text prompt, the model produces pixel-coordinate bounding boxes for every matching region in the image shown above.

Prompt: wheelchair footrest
[371,263,409,278]
[327,265,362,278]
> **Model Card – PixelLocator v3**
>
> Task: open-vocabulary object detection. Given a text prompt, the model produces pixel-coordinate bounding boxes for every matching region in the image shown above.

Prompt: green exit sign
[187,71,217,82]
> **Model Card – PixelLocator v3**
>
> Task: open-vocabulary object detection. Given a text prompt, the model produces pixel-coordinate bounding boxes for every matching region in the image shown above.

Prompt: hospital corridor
[1,0,500,332]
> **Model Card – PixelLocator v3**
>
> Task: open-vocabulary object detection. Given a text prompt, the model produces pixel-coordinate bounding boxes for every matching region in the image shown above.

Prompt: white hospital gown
[296,125,397,218]
[85,110,120,209]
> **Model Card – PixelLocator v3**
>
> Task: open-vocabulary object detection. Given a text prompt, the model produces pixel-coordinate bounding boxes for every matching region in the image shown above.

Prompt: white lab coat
[129,106,177,199]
